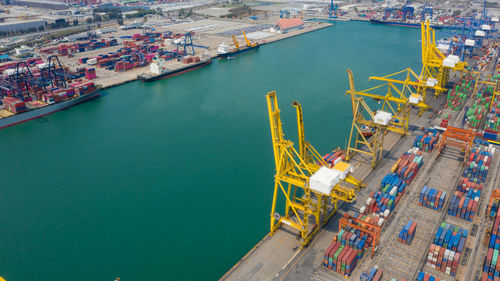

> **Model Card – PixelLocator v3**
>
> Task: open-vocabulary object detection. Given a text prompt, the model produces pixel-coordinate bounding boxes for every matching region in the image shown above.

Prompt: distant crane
[421,0,433,20]
[401,0,414,20]
[279,9,290,19]
[242,30,257,47]
[266,91,363,246]
[383,0,396,19]
[175,32,209,58]
[328,0,338,18]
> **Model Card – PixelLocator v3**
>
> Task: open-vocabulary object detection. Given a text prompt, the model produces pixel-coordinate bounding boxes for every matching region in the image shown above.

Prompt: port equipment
[401,0,414,20]
[487,190,500,217]
[328,0,338,18]
[420,21,467,98]
[339,213,380,258]
[345,69,419,167]
[345,68,434,167]
[1,59,58,100]
[231,34,240,50]
[435,126,474,163]
[267,91,363,246]
[421,0,433,20]
[292,100,365,188]
[174,32,209,59]
[345,69,390,168]
[242,30,257,48]
[383,0,396,20]
[280,9,290,19]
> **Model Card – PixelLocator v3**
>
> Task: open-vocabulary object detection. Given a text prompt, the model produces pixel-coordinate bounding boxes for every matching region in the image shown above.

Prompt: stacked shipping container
[398,220,417,245]
[322,212,380,276]
[360,148,423,219]
[482,193,500,280]
[413,128,440,152]
[420,186,447,210]
[417,271,442,281]
[448,144,495,221]
[426,222,468,276]
[444,73,475,111]
[323,150,346,166]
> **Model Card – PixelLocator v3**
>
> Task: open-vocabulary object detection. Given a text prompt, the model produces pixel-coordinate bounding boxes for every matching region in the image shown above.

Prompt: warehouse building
[272,18,304,34]
[0,19,46,33]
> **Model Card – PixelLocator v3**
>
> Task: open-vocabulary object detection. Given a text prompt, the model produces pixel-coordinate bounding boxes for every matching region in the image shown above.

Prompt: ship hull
[370,19,443,29]
[139,59,212,82]
[218,45,260,59]
[0,90,101,130]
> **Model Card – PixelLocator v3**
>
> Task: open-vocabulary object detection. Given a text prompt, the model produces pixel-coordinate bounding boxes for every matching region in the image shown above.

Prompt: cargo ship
[217,30,260,59]
[0,83,100,129]
[370,19,443,29]
[137,56,212,82]
[217,43,260,59]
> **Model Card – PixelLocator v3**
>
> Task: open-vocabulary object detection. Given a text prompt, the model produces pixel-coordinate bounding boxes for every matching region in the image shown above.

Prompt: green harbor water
[0,22,422,281]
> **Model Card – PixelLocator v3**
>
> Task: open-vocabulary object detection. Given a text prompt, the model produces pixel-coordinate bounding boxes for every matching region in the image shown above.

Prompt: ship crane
[231,34,240,50]
[267,91,364,246]
[242,30,257,47]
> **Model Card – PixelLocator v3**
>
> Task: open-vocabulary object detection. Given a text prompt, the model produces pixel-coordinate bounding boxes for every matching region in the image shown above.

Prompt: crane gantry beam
[419,20,467,97]
[267,91,364,246]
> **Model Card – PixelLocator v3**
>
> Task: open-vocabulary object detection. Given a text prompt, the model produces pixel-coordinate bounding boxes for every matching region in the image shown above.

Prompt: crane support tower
[420,21,467,98]
[266,91,364,246]
[345,69,434,167]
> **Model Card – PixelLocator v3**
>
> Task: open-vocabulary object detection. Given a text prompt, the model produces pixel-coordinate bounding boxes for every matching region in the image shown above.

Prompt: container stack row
[413,128,440,152]
[465,87,493,130]
[322,240,361,277]
[366,266,383,281]
[417,271,442,281]
[3,97,27,113]
[464,144,494,183]
[426,222,468,276]
[360,148,423,219]
[448,144,495,221]
[420,186,446,210]
[398,220,417,245]
[323,212,380,276]
[56,38,119,56]
[444,73,475,111]
[323,150,345,167]
[482,193,500,280]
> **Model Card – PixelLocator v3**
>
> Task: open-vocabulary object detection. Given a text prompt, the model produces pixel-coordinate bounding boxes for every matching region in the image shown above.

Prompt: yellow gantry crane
[267,91,364,246]
[419,20,467,97]
[345,69,430,167]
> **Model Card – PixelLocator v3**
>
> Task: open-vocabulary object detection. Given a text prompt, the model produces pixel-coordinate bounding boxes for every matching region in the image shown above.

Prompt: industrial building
[0,19,46,33]
[272,18,304,34]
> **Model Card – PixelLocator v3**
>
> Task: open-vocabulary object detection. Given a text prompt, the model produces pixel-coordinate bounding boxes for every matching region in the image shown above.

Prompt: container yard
[221,16,500,281]
[1,0,500,280]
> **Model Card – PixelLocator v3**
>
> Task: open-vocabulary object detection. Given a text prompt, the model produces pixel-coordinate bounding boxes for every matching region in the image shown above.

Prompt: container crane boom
[242,30,256,47]
[292,101,307,161]
[267,91,363,246]
[232,34,239,50]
